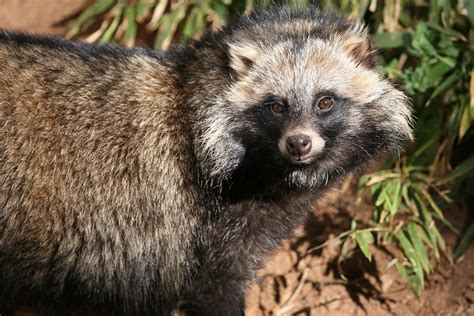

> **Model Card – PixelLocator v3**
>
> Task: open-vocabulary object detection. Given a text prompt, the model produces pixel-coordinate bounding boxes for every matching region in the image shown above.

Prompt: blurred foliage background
[68,0,473,296]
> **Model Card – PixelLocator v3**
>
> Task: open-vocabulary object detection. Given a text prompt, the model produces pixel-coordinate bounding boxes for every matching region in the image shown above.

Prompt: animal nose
[286,134,312,157]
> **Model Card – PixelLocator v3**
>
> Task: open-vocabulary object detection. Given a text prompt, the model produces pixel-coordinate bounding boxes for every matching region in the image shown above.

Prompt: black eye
[271,102,286,114]
[316,96,334,110]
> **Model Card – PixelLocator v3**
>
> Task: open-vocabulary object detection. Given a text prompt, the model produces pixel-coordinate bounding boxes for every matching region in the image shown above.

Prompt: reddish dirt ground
[0,0,90,35]
[245,184,474,315]
[1,2,473,315]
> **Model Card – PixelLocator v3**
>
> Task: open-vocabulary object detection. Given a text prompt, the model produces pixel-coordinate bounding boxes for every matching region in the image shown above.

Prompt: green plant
[67,0,257,49]
[67,0,346,49]
[69,0,474,297]
[350,0,474,296]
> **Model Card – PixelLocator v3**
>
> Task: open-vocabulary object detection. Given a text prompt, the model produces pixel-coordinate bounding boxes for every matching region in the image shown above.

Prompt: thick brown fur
[0,7,413,315]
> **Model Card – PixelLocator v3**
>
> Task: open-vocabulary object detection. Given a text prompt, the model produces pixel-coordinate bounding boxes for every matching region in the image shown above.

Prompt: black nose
[286,134,312,158]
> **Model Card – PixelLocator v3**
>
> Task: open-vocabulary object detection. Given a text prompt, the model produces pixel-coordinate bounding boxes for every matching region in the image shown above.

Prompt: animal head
[192,7,413,192]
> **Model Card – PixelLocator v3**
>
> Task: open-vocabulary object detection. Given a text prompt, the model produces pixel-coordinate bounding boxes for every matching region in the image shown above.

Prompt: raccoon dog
[0,6,412,316]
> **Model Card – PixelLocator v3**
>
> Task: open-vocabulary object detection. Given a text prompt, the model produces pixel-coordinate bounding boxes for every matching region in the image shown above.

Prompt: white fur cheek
[379,88,414,142]
[194,108,246,183]
[208,132,245,180]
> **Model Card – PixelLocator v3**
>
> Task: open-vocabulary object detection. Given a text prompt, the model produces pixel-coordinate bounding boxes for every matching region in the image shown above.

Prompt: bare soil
[0,0,90,35]
[245,183,474,316]
[1,2,473,315]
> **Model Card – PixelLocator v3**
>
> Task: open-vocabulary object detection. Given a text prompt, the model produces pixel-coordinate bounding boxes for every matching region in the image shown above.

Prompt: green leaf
[416,192,450,263]
[395,260,423,297]
[389,180,402,216]
[352,0,370,19]
[407,262,424,298]
[425,22,468,41]
[441,0,453,26]
[459,100,472,140]
[414,193,441,260]
[354,230,375,261]
[153,14,172,49]
[430,71,460,100]
[413,185,445,220]
[67,0,115,38]
[395,261,408,278]
[100,1,126,44]
[373,32,412,49]
[351,219,357,230]
[418,223,440,261]
[423,61,455,86]
[438,156,474,184]
[407,223,431,274]
[436,55,457,68]
[153,5,187,49]
[471,70,474,119]
[429,0,440,24]
[181,7,197,40]
[465,0,474,24]
[136,0,155,21]
[210,0,230,23]
[123,4,138,45]
[454,221,474,258]
[411,23,438,57]
[396,230,424,291]
[403,184,420,217]
[194,7,207,34]
[375,184,389,207]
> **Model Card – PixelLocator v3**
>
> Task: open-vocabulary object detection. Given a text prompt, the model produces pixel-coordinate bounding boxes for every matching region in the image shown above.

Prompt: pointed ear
[228,42,260,76]
[339,29,376,68]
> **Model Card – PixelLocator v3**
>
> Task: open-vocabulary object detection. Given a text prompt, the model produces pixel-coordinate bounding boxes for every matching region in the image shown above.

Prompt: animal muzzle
[279,128,325,164]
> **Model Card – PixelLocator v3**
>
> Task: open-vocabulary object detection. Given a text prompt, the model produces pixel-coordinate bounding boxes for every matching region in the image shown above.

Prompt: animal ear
[228,42,260,76]
[340,29,376,68]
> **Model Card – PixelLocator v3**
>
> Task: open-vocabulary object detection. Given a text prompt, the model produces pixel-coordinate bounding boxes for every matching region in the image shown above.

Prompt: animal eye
[271,102,286,114]
[316,96,334,110]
